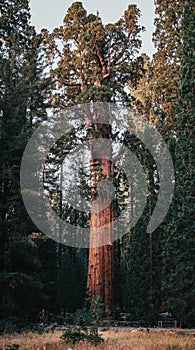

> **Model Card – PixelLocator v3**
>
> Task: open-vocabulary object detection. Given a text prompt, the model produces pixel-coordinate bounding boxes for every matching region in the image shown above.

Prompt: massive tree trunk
[87,107,114,313]
[45,2,143,313]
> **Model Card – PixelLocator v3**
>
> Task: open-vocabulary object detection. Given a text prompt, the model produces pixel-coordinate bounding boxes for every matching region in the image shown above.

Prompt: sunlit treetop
[41,2,145,107]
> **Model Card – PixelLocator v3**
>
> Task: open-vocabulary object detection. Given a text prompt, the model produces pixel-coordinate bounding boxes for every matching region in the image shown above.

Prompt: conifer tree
[162,1,195,327]
[125,1,186,322]
[0,0,48,322]
[151,0,183,135]
[43,2,144,312]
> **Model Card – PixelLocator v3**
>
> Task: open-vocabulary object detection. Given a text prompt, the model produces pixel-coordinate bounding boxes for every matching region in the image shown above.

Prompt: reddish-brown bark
[87,119,114,313]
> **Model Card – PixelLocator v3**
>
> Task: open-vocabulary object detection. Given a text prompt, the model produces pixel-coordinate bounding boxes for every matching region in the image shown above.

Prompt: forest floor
[0,328,194,350]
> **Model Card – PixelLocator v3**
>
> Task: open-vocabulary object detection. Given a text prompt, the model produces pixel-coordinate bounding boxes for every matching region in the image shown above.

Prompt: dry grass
[0,329,194,350]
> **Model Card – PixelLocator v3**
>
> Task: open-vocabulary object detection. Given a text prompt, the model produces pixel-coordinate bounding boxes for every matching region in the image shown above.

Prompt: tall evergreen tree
[161,1,195,327]
[119,132,162,323]
[0,0,48,322]
[151,0,183,135]
[42,2,144,312]
[126,0,192,324]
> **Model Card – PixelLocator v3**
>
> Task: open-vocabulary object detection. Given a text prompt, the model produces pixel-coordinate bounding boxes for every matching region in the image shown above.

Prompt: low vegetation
[0,330,194,350]
[60,325,104,345]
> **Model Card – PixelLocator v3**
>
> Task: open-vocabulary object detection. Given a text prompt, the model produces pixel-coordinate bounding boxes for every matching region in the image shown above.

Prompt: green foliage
[0,0,48,322]
[0,316,46,335]
[60,325,104,345]
[42,1,144,106]
[161,1,195,328]
[90,297,108,324]
[72,298,107,327]
[0,0,194,330]
[151,0,184,134]
[73,308,92,326]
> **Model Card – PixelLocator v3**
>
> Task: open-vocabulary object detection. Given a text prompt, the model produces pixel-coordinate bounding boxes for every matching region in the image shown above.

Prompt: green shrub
[60,325,104,345]
[73,308,92,326]
[72,298,107,327]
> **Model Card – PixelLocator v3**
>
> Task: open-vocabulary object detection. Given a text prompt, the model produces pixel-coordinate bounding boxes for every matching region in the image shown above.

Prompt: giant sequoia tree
[42,2,144,312]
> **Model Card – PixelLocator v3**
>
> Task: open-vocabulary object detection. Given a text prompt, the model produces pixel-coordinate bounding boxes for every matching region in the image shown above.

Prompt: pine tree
[129,1,184,134]
[0,0,48,323]
[151,0,183,135]
[127,0,193,324]
[161,1,195,327]
[119,133,161,323]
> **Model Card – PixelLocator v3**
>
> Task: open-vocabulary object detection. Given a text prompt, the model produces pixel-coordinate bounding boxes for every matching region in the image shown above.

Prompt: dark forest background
[0,0,194,331]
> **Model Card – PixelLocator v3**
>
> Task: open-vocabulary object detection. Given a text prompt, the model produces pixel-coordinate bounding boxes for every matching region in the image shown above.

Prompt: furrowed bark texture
[87,112,114,313]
